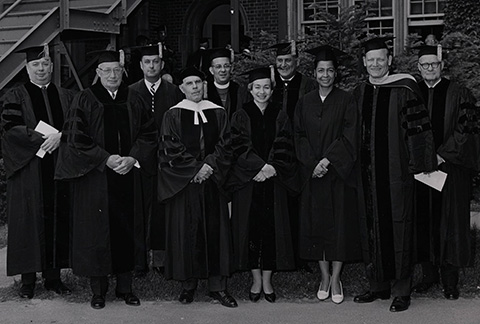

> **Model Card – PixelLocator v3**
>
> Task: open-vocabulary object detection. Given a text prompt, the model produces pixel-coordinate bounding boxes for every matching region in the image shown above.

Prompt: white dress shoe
[332,281,344,304]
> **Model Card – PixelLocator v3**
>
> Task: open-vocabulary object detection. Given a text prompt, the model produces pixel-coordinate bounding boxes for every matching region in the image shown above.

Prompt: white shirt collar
[426,79,442,89]
[31,81,50,89]
[214,81,230,89]
[144,78,161,91]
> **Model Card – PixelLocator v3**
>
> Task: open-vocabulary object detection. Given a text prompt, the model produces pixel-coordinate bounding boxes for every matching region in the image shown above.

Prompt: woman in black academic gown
[228,67,296,303]
[294,46,361,304]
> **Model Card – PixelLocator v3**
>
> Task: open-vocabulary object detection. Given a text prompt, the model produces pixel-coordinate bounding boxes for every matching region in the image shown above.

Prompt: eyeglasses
[98,67,124,75]
[212,63,232,70]
[419,62,441,70]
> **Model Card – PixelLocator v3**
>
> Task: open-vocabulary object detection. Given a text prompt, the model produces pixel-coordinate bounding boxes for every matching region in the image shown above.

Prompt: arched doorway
[181,0,248,66]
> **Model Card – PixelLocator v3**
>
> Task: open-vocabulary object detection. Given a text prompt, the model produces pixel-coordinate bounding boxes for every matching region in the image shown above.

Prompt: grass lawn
[0,225,479,303]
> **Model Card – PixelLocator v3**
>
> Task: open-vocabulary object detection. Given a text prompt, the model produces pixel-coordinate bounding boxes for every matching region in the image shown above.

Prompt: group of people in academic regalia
[2,33,478,314]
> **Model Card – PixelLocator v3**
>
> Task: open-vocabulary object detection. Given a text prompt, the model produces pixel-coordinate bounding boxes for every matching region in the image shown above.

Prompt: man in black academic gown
[158,66,237,308]
[352,37,436,312]
[129,43,183,275]
[412,45,479,300]
[206,47,247,120]
[55,50,157,309]
[268,41,317,273]
[1,44,74,299]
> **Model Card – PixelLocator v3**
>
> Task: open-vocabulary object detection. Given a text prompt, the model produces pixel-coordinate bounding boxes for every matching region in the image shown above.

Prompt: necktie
[150,83,156,112]
[110,91,116,100]
[41,86,54,125]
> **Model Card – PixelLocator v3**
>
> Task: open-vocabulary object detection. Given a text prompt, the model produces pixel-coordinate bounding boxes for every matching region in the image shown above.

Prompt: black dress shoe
[354,290,391,303]
[208,290,238,308]
[389,296,411,312]
[264,292,276,303]
[178,289,195,304]
[19,283,35,299]
[249,291,261,302]
[412,281,435,294]
[443,286,459,300]
[45,280,72,295]
[115,291,141,306]
[90,294,105,309]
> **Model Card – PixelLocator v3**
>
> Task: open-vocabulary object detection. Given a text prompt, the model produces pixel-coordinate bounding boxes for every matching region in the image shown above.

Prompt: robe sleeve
[437,87,479,171]
[224,109,265,192]
[203,109,232,186]
[294,97,319,188]
[1,88,44,178]
[157,109,202,202]
[127,93,158,176]
[322,94,358,180]
[268,110,297,190]
[55,91,110,180]
[400,88,437,174]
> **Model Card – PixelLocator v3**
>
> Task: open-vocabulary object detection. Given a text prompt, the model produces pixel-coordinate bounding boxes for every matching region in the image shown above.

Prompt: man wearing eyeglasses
[1,45,75,299]
[412,44,478,300]
[56,50,157,309]
[206,48,247,120]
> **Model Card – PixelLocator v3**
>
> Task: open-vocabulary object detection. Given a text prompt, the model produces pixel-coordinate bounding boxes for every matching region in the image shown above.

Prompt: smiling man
[158,66,237,308]
[56,50,157,310]
[352,36,436,312]
[1,44,75,300]
[206,47,247,120]
[412,45,478,300]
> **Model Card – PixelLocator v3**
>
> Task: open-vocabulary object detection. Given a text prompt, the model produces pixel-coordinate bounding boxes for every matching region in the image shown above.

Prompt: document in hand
[35,120,59,158]
[414,171,447,192]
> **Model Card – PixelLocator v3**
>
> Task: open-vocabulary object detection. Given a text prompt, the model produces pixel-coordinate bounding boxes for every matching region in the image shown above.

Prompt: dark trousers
[370,277,411,297]
[90,272,133,296]
[421,262,459,288]
[182,275,226,292]
[21,268,61,285]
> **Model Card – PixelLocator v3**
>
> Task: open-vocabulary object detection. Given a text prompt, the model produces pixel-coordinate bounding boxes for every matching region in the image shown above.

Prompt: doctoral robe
[1,82,75,276]
[415,78,479,267]
[206,80,248,120]
[55,82,157,277]
[158,100,233,281]
[227,101,296,271]
[271,71,317,122]
[129,79,183,252]
[294,88,361,261]
[354,76,436,282]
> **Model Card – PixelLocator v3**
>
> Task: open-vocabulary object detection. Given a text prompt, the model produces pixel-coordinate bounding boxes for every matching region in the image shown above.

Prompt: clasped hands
[106,155,137,175]
[312,158,330,178]
[253,164,276,182]
[41,133,62,154]
[192,163,214,184]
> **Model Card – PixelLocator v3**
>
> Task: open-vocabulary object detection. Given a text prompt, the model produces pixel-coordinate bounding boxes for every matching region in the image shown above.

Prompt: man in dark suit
[129,44,184,275]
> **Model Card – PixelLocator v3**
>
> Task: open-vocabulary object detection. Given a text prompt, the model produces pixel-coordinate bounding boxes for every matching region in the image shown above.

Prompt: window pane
[425,0,437,14]
[410,3,422,14]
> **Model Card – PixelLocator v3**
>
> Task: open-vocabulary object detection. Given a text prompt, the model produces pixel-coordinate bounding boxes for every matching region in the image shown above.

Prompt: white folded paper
[35,120,59,158]
[414,170,447,192]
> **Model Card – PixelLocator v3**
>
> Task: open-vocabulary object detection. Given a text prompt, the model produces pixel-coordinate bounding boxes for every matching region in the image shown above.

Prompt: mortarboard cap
[305,45,348,67]
[16,44,50,62]
[360,36,395,54]
[268,40,298,56]
[208,47,234,63]
[244,66,275,84]
[180,66,206,81]
[134,43,165,59]
[88,49,125,66]
[413,44,443,60]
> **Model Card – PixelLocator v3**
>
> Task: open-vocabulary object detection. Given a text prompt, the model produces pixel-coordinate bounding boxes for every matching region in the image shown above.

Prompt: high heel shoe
[264,291,276,303]
[331,281,344,304]
[317,276,331,301]
[249,291,261,302]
